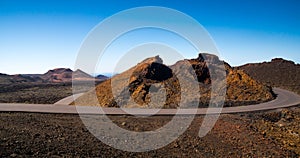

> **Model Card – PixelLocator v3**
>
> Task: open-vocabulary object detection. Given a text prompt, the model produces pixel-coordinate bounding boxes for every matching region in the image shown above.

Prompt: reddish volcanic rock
[73,53,275,108]
[40,68,107,83]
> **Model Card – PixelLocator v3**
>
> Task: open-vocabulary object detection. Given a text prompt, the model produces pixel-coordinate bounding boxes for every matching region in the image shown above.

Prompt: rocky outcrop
[72,56,181,108]
[172,53,275,107]
[73,53,275,108]
[226,69,274,106]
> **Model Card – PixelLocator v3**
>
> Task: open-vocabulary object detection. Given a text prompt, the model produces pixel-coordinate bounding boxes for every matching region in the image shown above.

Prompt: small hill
[40,68,107,83]
[96,74,109,81]
[0,73,42,84]
[40,68,73,83]
[238,58,300,95]
[73,53,275,108]
[73,69,100,81]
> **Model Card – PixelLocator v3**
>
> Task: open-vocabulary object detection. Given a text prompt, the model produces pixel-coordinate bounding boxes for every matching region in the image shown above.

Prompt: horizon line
[1,56,298,75]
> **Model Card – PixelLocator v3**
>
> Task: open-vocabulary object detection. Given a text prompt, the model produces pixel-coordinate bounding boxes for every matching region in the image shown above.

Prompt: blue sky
[1,0,299,74]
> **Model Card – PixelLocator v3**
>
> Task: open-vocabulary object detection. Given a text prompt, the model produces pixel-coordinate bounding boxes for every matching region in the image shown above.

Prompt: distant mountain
[96,74,109,81]
[40,68,109,83]
[237,58,300,95]
[0,68,108,84]
[73,53,275,108]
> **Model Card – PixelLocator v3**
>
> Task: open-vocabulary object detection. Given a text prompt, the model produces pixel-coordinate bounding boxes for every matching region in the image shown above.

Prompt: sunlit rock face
[73,53,275,108]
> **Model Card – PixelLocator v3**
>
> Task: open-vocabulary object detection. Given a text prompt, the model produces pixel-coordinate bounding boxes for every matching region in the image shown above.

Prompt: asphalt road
[0,88,300,115]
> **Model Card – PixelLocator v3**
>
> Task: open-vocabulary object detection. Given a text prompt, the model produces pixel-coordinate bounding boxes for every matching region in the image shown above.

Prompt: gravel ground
[1,109,298,157]
[0,82,94,104]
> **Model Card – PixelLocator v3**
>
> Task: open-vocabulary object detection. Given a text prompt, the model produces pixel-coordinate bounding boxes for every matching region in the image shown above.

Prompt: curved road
[0,88,300,115]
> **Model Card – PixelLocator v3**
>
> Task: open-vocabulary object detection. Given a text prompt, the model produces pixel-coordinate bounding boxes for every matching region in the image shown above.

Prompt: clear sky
[1,0,299,74]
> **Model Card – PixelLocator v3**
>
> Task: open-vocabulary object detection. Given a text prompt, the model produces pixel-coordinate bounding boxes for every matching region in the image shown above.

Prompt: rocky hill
[40,68,73,82]
[73,53,275,108]
[40,68,106,83]
[238,58,300,95]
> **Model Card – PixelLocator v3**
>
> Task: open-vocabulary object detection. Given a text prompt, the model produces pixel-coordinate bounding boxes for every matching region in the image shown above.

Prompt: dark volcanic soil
[1,107,299,157]
[0,82,94,104]
[238,58,300,95]
[0,83,73,104]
